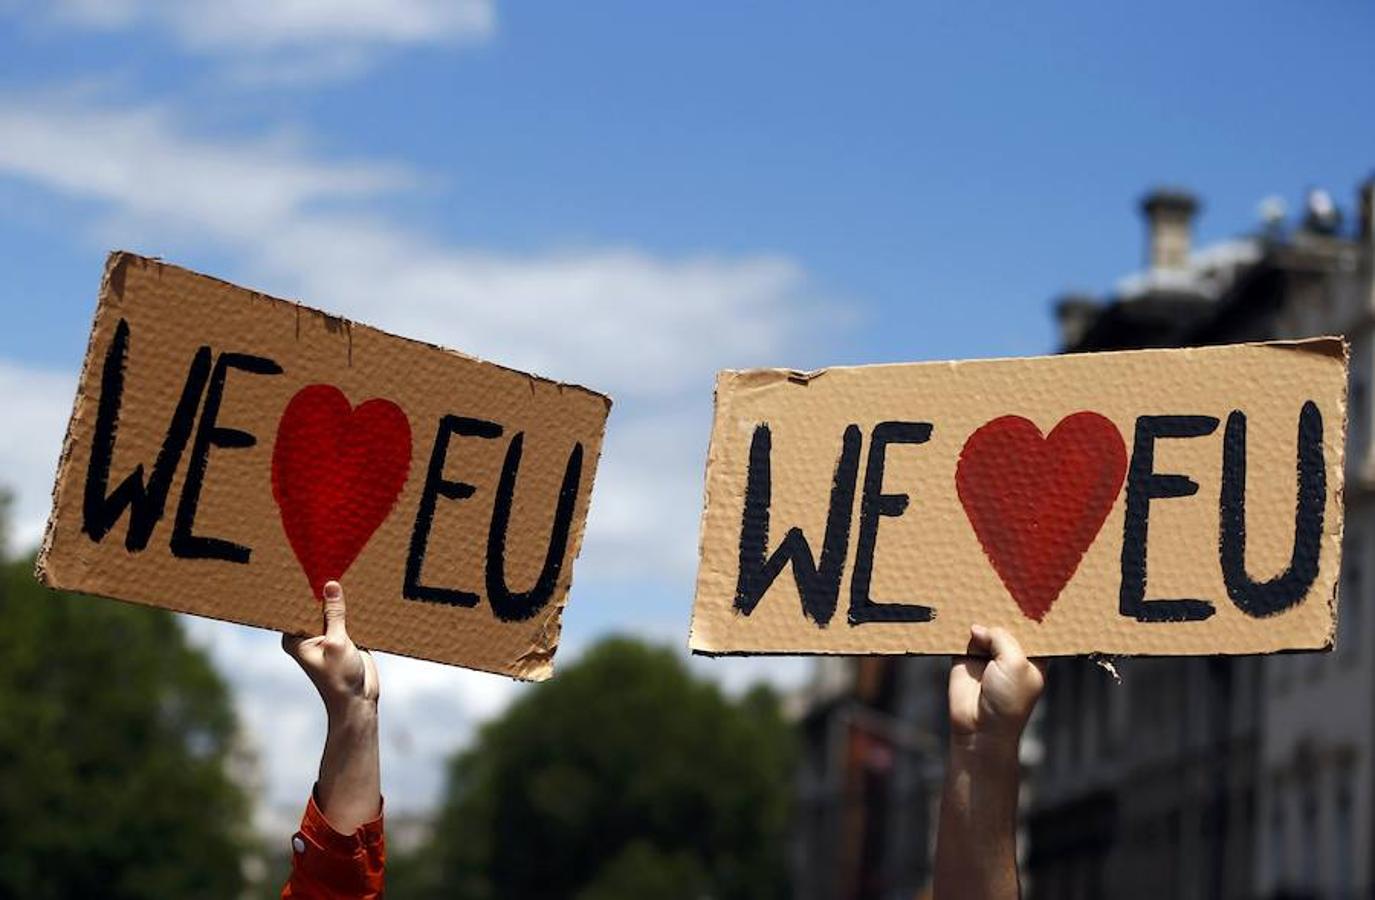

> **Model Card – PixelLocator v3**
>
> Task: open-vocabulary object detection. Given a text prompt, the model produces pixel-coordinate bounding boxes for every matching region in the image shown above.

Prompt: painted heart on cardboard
[956,412,1127,622]
[271,384,412,598]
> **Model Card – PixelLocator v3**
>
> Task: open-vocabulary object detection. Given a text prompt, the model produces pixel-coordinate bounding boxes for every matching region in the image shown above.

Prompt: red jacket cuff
[283,787,385,898]
[299,788,384,854]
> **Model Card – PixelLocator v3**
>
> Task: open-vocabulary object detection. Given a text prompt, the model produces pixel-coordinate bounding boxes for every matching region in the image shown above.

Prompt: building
[791,625,1043,900]
[1030,179,1375,900]
[794,655,947,900]
[1252,185,1374,900]
[793,176,1375,900]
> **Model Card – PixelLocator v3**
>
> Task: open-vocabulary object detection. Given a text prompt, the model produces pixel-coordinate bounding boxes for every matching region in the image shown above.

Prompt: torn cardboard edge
[102,251,615,407]
[35,250,613,681]
[716,335,1349,387]
[37,251,616,594]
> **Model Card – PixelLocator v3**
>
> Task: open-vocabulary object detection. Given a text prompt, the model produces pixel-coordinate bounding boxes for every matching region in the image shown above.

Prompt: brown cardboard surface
[690,340,1347,657]
[36,252,612,680]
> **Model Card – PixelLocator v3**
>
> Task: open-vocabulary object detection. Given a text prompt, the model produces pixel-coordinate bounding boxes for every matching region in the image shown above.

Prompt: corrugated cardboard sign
[690,341,1347,657]
[37,252,612,680]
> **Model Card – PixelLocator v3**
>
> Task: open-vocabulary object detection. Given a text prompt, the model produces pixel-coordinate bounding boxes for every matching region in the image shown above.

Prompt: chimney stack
[1140,188,1199,271]
[1359,177,1374,245]
[1055,293,1100,350]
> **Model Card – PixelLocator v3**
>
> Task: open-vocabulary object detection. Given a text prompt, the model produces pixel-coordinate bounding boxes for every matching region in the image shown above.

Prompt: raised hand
[283,580,380,715]
[282,580,381,835]
[948,624,1044,754]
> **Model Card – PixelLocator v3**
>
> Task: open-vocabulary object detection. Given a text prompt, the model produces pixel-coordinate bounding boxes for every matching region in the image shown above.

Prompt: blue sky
[1,0,1373,822]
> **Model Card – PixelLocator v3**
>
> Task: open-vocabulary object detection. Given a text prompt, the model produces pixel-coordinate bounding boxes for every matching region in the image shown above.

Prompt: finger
[282,633,321,670]
[950,655,987,689]
[986,626,1028,667]
[965,623,993,657]
[948,656,987,727]
[322,581,347,641]
[361,649,380,700]
[282,632,306,658]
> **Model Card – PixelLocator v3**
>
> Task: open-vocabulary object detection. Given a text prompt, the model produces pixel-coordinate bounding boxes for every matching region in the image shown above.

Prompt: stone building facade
[793,177,1375,900]
[794,655,948,900]
[1031,180,1375,900]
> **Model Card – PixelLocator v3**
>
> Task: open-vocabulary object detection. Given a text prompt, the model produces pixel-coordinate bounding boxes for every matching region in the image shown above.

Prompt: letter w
[82,319,211,551]
[734,423,861,627]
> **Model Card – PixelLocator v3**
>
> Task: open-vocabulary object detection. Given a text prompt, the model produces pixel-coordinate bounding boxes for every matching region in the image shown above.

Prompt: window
[1064,663,1081,768]
[1271,651,1291,694]
[1095,663,1113,758]
[1350,375,1368,467]
[1336,778,1354,900]
[1081,665,1098,761]
[1300,788,1318,894]
[1340,557,1362,666]
[1270,794,1288,891]
[1045,672,1061,777]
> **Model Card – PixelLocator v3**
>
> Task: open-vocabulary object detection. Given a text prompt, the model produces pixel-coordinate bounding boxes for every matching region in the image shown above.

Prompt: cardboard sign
[690,341,1346,658]
[37,252,611,680]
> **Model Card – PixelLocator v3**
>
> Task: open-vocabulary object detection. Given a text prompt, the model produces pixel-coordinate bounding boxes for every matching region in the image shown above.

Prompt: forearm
[933,740,1022,900]
[316,699,381,834]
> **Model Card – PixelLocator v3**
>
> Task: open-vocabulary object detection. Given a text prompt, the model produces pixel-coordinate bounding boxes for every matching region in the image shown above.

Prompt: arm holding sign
[933,626,1044,900]
[281,581,385,899]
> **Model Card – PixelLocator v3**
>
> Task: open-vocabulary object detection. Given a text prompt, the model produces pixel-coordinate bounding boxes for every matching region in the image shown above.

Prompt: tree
[0,544,251,897]
[396,638,796,900]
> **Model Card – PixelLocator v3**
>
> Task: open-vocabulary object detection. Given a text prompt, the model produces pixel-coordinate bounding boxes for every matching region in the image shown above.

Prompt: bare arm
[282,580,381,833]
[933,625,1044,900]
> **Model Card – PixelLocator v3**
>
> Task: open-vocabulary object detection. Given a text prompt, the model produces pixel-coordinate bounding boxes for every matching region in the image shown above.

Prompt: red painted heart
[956,412,1127,622]
[271,385,412,598]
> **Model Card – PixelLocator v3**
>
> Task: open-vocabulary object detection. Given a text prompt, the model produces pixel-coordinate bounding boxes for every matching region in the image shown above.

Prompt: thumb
[322,580,347,641]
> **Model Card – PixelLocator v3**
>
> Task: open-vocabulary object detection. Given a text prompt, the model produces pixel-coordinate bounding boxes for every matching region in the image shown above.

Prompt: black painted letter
[1220,401,1325,618]
[170,352,282,562]
[1119,415,1220,622]
[849,421,935,625]
[486,435,584,622]
[404,415,503,606]
[735,423,862,627]
[82,318,212,551]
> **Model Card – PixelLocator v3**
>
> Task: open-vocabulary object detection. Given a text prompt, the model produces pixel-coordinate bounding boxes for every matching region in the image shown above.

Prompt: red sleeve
[281,789,385,899]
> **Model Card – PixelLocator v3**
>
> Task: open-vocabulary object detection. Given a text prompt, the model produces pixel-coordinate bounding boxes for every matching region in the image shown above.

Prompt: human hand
[283,580,382,834]
[936,625,1040,900]
[282,580,379,719]
[948,624,1044,758]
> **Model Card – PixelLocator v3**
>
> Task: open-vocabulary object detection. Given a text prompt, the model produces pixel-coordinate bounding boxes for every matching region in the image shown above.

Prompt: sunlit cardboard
[38,252,611,680]
[691,341,1346,657]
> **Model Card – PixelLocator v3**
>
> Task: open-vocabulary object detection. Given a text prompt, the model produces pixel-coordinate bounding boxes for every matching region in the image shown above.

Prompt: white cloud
[0,101,407,238]
[0,92,845,581]
[256,224,818,399]
[0,97,836,401]
[17,0,495,86]
[182,617,520,815]
[0,361,75,550]
[49,0,494,50]
[579,406,714,579]
[0,95,848,815]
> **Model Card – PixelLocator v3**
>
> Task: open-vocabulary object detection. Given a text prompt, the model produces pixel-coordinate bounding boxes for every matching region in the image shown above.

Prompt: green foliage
[396,638,796,900]
[0,555,250,898]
